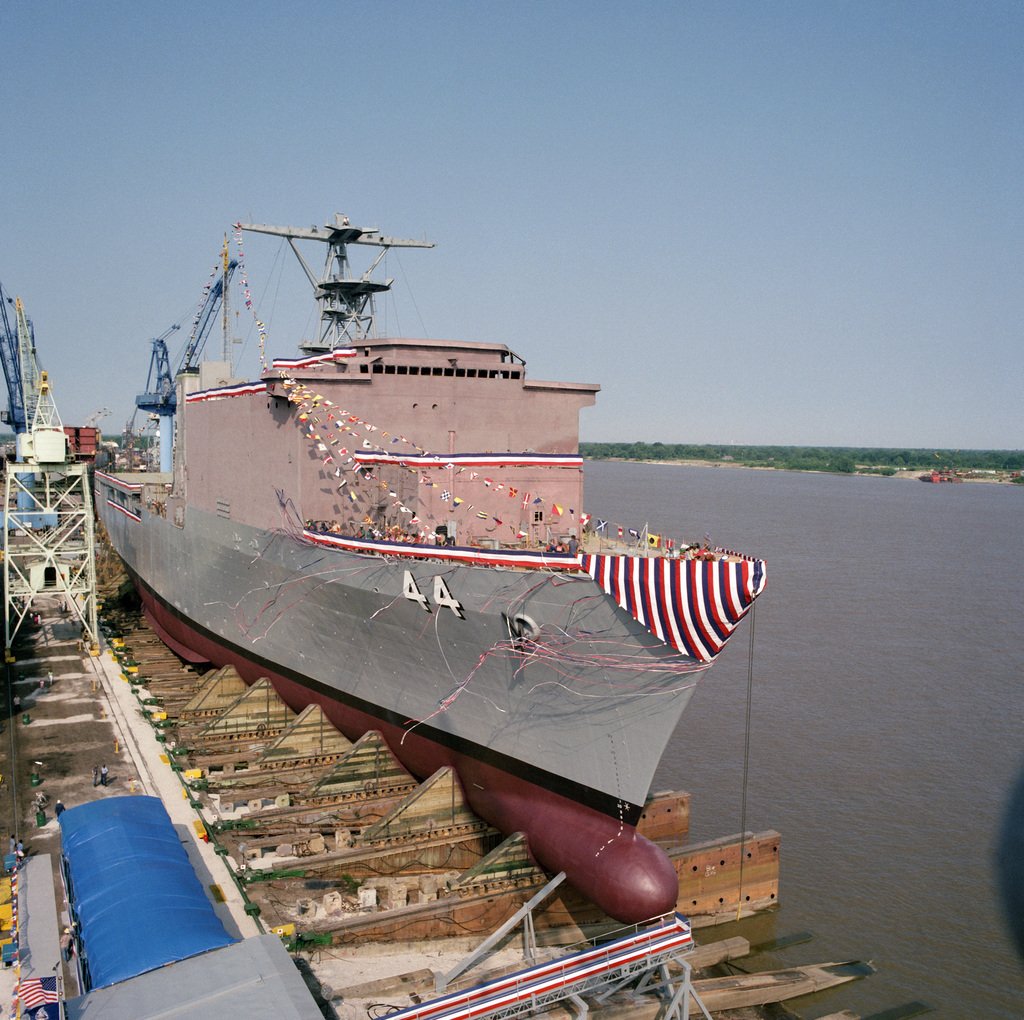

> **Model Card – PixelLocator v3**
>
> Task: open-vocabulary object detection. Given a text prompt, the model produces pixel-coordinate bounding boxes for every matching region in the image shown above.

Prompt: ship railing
[382,913,701,1020]
[302,525,758,570]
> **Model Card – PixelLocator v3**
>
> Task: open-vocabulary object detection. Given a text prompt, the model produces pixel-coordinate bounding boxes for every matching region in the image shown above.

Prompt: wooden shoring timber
[309,730,415,803]
[133,665,199,683]
[362,767,481,846]
[255,704,353,770]
[219,792,407,831]
[178,665,248,722]
[301,884,613,945]
[244,827,501,880]
[670,829,781,925]
[449,832,547,893]
[207,766,346,810]
[192,677,295,746]
[300,828,781,944]
[188,747,263,772]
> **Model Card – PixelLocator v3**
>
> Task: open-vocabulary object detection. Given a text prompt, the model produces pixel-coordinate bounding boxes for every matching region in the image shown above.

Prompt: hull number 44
[403,570,465,617]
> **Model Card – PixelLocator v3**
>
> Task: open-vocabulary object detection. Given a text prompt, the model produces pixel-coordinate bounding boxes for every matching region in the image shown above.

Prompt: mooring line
[736,603,756,921]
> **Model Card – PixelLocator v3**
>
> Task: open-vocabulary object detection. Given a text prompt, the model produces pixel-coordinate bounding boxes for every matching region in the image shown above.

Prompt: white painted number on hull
[403,570,465,618]
[433,575,465,618]
[403,570,429,611]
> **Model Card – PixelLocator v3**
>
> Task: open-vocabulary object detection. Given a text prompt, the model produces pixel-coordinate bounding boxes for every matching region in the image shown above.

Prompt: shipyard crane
[180,247,238,371]
[0,281,100,660]
[0,282,41,436]
[134,323,180,472]
[85,407,111,429]
[134,246,238,473]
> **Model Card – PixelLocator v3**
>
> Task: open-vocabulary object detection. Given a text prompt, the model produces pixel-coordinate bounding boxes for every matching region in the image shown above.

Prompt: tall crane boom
[0,283,23,431]
[0,282,41,434]
[181,258,238,371]
[134,247,237,473]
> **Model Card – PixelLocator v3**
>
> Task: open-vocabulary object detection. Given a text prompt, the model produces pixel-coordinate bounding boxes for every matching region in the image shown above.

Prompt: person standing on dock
[100,764,108,787]
[92,765,99,787]
[55,801,65,818]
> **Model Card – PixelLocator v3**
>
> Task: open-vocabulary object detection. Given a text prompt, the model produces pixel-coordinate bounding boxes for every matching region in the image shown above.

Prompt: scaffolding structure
[3,459,100,660]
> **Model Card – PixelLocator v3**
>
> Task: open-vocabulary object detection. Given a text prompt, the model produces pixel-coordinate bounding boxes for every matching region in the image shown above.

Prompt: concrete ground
[0,597,260,1014]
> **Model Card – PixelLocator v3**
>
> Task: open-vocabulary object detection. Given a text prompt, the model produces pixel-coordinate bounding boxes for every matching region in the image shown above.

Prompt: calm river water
[585,460,1024,1018]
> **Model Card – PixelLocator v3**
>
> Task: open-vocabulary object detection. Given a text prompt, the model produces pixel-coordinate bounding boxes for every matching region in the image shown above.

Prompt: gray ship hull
[97,491,717,920]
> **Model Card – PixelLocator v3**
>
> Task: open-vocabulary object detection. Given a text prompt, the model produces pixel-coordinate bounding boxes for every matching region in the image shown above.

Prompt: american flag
[20,975,58,1007]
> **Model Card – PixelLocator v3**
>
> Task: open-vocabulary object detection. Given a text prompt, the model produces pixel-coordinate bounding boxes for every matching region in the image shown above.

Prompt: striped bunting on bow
[581,554,766,662]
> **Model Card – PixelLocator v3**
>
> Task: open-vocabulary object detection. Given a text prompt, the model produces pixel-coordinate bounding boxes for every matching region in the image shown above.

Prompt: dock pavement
[0,600,260,1013]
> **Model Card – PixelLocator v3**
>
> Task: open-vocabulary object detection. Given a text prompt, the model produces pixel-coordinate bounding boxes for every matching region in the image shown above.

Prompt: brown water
[585,460,1024,1018]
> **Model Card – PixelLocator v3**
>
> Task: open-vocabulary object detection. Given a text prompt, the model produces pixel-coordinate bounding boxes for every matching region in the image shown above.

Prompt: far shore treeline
[580,442,1024,478]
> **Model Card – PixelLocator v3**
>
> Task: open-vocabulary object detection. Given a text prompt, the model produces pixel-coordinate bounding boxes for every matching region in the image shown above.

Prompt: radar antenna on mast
[237,213,434,351]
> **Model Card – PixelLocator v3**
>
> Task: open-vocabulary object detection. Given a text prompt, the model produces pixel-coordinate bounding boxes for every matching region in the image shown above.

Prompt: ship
[95,215,766,924]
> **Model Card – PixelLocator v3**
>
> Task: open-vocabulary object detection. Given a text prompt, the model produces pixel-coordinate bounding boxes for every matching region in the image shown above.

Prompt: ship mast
[237,214,434,352]
[221,233,231,363]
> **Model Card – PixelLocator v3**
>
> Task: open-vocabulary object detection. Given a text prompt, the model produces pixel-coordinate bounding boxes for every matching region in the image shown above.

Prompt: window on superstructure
[466,369,477,378]
[533,510,543,523]
[372,363,384,374]
[385,364,396,375]
[360,364,369,374]
[443,368,454,377]
[397,365,408,375]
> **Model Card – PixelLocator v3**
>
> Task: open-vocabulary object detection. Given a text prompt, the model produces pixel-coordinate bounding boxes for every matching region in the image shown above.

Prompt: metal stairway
[385,912,710,1020]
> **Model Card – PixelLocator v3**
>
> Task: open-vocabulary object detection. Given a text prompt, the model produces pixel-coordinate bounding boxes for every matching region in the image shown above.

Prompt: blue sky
[2,1,1021,448]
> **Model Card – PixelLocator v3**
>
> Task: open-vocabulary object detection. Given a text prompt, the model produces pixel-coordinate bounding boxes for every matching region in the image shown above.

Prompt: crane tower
[1,285,99,660]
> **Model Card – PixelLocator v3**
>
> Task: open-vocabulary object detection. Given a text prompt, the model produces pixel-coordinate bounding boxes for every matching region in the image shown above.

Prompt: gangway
[385,913,711,1020]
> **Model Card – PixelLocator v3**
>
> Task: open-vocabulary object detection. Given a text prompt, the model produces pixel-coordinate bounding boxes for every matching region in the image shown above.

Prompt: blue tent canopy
[60,796,236,989]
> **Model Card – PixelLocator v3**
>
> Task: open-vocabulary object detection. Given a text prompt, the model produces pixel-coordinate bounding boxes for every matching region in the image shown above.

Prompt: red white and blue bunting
[184,381,268,403]
[304,529,581,570]
[94,470,142,493]
[105,499,141,523]
[581,554,766,662]
[353,452,583,469]
[272,349,357,370]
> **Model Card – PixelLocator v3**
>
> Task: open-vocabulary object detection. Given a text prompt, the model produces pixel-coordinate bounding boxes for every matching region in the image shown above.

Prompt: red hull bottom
[140,587,678,923]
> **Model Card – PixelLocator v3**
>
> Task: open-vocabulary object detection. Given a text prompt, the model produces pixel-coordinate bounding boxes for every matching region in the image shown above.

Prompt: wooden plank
[637,790,690,844]
[179,665,248,721]
[671,829,781,923]
[451,832,547,890]
[363,767,481,844]
[255,703,352,768]
[310,730,415,802]
[193,677,294,745]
